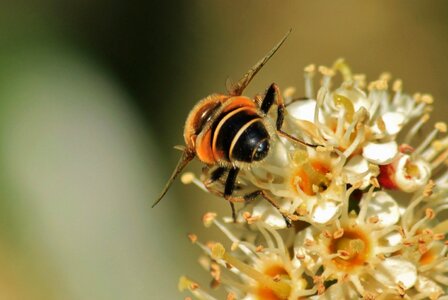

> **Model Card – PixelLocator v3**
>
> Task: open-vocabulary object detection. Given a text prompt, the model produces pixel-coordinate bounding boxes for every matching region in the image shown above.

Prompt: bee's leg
[262,83,318,148]
[204,167,226,186]
[224,167,240,222]
[260,83,285,130]
[239,190,293,228]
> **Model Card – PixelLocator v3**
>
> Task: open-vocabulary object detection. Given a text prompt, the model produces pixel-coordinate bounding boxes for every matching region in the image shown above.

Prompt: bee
[152,30,314,225]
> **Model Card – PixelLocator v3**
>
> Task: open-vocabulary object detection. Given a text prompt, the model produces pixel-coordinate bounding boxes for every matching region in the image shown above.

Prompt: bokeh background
[0,1,447,299]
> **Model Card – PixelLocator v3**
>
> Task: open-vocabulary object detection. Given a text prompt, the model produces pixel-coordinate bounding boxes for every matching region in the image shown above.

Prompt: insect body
[153,30,311,225]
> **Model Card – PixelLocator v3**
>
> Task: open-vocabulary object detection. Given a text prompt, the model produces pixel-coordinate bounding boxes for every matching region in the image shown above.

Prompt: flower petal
[363,141,398,165]
[374,257,417,290]
[310,201,340,224]
[287,99,323,123]
[365,191,400,227]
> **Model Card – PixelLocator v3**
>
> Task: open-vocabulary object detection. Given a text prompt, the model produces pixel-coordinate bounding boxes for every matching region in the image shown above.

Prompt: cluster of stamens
[180,60,448,299]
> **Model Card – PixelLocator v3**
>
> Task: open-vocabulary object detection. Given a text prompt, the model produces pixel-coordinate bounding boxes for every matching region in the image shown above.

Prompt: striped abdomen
[194,96,270,165]
[212,106,270,163]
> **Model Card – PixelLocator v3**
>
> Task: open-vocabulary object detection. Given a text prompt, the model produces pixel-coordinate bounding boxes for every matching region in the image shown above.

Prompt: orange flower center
[328,228,371,272]
[291,160,331,196]
[256,265,290,300]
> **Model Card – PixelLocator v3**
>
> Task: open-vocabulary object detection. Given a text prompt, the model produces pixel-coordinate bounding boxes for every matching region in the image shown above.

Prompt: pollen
[181,172,195,184]
[328,228,371,272]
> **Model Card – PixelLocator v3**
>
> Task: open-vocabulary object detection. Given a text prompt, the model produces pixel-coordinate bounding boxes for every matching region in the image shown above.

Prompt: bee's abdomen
[212,107,268,163]
[230,120,269,162]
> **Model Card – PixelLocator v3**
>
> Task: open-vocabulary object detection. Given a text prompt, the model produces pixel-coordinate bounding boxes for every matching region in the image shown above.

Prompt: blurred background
[0,1,447,299]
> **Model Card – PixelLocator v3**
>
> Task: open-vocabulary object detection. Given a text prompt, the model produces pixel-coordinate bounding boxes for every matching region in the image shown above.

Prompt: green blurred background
[0,1,446,299]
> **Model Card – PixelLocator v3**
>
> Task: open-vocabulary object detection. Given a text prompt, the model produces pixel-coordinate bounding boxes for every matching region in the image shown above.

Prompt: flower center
[404,159,421,179]
[291,154,331,196]
[256,265,291,300]
[211,244,291,300]
[328,228,371,272]
[419,247,436,265]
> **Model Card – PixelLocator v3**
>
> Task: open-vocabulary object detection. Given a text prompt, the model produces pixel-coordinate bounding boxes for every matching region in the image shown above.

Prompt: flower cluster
[180,60,448,299]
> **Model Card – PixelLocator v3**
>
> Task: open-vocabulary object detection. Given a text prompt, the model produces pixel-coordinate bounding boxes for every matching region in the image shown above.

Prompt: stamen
[413,122,446,157]
[304,64,316,99]
[211,244,291,299]
[332,58,352,82]
[178,276,217,300]
[182,172,209,193]
[404,114,430,144]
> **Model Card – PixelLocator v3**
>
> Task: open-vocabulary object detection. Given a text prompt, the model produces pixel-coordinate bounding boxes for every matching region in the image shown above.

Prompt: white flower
[180,213,317,300]
[179,60,448,300]
[293,187,413,298]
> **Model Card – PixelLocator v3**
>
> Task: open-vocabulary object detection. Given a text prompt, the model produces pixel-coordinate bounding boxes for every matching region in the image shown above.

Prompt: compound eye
[252,140,269,161]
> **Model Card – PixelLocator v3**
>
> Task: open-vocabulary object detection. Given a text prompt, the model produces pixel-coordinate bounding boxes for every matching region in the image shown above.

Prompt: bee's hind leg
[223,167,240,222]
[262,83,318,149]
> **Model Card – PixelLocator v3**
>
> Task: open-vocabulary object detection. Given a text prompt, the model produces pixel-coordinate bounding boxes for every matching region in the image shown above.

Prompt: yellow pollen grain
[426,208,436,220]
[379,72,392,82]
[414,93,422,102]
[256,245,264,252]
[338,250,351,259]
[421,114,430,123]
[206,241,216,250]
[393,79,402,92]
[297,205,308,216]
[333,228,344,239]
[418,243,428,255]
[304,64,316,73]
[178,276,199,292]
[364,291,377,300]
[187,233,197,244]
[435,122,447,133]
[424,180,435,197]
[434,233,445,240]
[210,262,221,281]
[432,140,444,151]
[211,243,226,260]
[370,177,380,188]
[323,230,332,239]
[368,216,379,224]
[242,211,251,219]
[296,254,305,260]
[373,79,388,90]
[202,212,217,227]
[397,281,406,296]
[376,253,386,261]
[231,242,239,252]
[227,292,236,300]
[318,65,335,77]
[376,117,386,132]
[353,74,366,88]
[421,94,434,104]
[181,172,195,184]
[246,215,261,224]
[304,239,315,247]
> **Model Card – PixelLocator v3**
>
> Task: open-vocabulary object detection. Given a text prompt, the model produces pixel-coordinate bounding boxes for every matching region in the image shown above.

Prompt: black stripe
[214,110,258,160]
[231,121,269,162]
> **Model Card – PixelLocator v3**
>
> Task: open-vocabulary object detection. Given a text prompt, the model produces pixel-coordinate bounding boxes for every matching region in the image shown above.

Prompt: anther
[202,212,217,227]
[435,122,447,133]
[188,233,198,244]
[181,172,195,184]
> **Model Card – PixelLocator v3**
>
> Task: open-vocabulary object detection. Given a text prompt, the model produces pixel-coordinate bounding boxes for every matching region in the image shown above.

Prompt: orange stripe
[221,96,256,114]
[196,129,216,164]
